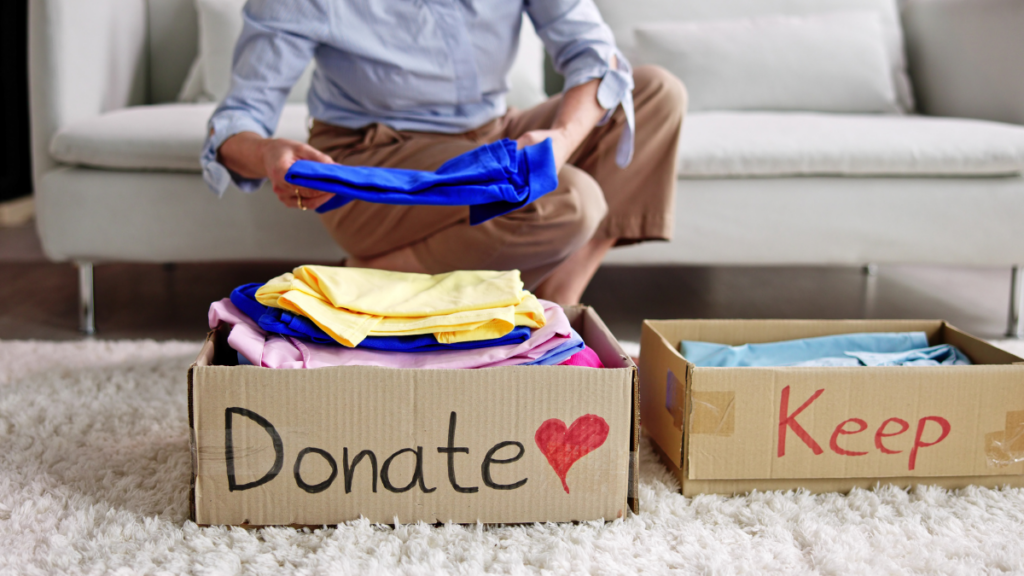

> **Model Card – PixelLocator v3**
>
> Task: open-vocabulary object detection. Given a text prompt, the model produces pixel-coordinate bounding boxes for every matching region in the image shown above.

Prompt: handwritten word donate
[224,409,609,495]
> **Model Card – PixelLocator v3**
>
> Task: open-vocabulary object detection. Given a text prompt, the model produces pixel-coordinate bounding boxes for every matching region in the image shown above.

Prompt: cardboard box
[640,319,1024,496]
[188,306,638,526]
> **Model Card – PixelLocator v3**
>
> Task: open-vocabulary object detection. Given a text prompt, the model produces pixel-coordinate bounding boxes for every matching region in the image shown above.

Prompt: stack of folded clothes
[208,266,606,369]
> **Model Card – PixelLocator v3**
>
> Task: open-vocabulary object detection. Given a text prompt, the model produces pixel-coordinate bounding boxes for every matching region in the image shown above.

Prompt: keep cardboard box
[640,319,1024,496]
[188,305,639,526]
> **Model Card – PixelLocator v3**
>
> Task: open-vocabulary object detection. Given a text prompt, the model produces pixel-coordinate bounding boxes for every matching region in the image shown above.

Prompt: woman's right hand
[260,138,336,210]
[218,132,336,211]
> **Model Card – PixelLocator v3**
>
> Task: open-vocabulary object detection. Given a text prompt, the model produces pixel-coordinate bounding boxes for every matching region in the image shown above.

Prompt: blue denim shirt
[201,0,635,196]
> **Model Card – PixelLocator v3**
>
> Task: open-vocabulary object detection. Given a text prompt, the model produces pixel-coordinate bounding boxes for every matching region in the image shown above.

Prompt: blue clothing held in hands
[284,139,559,225]
[230,283,532,352]
[679,332,972,367]
[200,0,636,196]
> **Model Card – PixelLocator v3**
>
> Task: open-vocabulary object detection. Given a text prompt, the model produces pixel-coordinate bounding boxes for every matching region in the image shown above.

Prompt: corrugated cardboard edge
[187,331,217,523]
[570,305,641,515]
[649,439,1024,495]
[682,363,694,481]
[942,322,1024,365]
[629,361,640,514]
[188,305,639,522]
[187,364,195,524]
[638,320,693,476]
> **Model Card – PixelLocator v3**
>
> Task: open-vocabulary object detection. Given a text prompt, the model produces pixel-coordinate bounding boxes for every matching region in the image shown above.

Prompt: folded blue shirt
[230,283,532,352]
[679,332,971,367]
[526,328,586,366]
[844,345,971,367]
[285,138,559,225]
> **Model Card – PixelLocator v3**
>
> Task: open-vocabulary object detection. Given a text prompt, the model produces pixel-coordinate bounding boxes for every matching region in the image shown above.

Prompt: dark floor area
[585,265,875,340]
[1,218,1016,342]
[0,259,1014,343]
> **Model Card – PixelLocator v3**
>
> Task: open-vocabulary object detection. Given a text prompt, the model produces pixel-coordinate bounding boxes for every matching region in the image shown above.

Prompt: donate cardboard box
[188,306,638,526]
[640,319,1024,496]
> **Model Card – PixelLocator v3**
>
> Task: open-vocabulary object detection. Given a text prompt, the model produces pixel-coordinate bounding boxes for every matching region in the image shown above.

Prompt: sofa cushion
[679,112,1024,177]
[594,0,915,113]
[634,12,900,113]
[49,103,310,172]
[178,0,313,104]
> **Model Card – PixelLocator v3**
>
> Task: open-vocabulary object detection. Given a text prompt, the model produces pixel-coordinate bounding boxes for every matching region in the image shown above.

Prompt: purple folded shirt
[208,299,573,369]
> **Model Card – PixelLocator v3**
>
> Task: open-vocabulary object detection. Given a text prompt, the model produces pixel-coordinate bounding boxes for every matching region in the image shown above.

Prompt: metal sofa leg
[861,263,879,319]
[76,261,96,335]
[1009,266,1023,339]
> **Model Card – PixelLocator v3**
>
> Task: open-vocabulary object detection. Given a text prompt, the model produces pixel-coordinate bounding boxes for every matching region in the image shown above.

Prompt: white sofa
[29,0,1024,336]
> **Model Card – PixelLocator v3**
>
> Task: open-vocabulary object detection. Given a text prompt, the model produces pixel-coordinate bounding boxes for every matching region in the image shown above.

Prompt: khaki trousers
[312,65,686,288]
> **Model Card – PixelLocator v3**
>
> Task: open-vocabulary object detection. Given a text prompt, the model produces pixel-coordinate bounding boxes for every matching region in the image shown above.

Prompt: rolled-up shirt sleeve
[201,0,325,196]
[526,0,635,167]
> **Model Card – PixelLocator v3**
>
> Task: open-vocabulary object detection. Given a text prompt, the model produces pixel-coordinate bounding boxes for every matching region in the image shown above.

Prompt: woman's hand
[218,132,336,210]
[260,138,336,210]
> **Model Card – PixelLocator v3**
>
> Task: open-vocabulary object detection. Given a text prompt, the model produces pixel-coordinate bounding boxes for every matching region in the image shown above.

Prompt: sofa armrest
[28,0,148,183]
[903,0,1024,125]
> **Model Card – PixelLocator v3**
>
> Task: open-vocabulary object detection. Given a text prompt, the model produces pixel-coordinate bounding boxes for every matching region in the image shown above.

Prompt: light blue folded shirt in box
[842,345,971,367]
[679,332,971,367]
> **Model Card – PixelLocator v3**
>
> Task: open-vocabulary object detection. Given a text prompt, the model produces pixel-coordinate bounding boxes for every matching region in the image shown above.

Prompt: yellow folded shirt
[296,266,525,316]
[254,266,546,347]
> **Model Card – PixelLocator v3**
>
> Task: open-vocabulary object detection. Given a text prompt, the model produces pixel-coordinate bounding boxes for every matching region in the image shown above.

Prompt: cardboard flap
[943,323,1024,365]
[187,330,217,524]
[648,319,946,347]
[573,305,640,513]
[639,321,693,470]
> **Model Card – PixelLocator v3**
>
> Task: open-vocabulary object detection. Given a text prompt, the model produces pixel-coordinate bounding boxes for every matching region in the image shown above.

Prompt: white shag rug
[2,339,1024,575]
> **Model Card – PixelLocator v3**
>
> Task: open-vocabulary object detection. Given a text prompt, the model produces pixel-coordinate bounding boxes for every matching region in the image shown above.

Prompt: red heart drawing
[535,414,610,494]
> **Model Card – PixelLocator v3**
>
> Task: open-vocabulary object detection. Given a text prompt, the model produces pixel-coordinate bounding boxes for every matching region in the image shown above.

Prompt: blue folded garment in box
[285,138,559,225]
[680,331,971,367]
[230,283,532,352]
[843,345,971,367]
[526,328,586,366]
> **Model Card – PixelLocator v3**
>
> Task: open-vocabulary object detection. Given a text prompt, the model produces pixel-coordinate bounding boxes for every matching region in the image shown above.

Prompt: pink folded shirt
[208,298,574,370]
[558,346,606,368]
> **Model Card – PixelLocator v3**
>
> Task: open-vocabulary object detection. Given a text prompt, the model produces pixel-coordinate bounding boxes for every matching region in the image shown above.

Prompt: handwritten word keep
[777,385,951,470]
